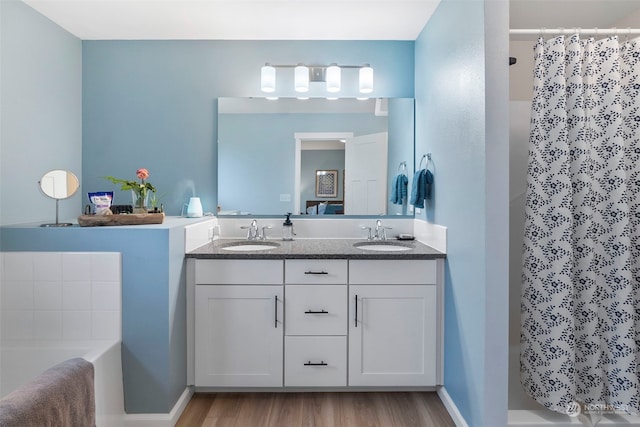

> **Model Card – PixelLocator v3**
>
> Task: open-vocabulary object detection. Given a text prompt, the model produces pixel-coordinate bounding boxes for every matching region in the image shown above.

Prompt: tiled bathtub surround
[0,252,121,342]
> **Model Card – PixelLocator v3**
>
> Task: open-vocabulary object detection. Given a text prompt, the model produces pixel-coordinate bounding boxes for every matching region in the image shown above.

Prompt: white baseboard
[123,387,194,427]
[438,387,469,427]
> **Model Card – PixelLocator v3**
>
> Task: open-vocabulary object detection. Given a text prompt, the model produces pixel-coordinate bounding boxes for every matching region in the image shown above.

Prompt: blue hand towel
[410,169,435,208]
[410,169,426,208]
[424,169,434,200]
[389,174,408,205]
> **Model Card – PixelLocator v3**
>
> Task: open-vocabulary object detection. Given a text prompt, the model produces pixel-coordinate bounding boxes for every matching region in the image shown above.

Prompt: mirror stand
[41,199,73,227]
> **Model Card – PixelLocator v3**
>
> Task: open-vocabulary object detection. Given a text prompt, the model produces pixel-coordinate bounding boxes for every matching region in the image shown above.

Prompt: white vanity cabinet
[284,259,348,387]
[194,260,284,387]
[190,254,443,390]
[348,260,441,387]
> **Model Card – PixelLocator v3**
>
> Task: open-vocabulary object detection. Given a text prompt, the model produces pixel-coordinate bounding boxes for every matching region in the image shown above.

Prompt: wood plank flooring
[176,392,455,427]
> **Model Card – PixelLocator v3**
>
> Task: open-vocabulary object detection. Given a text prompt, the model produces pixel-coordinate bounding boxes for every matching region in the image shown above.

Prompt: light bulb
[359,65,374,93]
[294,65,309,93]
[326,64,341,93]
[261,64,276,93]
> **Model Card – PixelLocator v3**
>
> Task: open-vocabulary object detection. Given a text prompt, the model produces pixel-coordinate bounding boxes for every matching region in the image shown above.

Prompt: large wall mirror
[217,97,414,217]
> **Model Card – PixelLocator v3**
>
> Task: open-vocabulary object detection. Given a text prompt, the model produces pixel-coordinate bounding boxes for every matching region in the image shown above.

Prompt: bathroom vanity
[186,238,445,390]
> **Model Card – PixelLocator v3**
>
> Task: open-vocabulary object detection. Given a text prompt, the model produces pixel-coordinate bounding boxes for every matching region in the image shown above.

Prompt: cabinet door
[349,285,437,386]
[195,285,283,387]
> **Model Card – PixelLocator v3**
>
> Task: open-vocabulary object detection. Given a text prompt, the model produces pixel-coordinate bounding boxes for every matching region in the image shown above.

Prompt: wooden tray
[77,213,165,227]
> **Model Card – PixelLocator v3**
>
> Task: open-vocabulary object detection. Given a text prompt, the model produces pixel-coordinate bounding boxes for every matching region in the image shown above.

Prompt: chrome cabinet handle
[304,271,328,275]
[304,309,329,314]
[304,361,328,366]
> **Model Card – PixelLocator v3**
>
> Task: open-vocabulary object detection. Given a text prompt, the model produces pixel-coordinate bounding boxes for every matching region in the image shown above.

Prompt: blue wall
[0,0,82,226]
[82,41,414,217]
[416,1,486,426]
[415,0,509,426]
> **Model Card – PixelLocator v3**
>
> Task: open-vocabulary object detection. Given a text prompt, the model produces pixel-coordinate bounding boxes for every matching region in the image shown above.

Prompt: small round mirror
[38,170,79,227]
[39,170,79,200]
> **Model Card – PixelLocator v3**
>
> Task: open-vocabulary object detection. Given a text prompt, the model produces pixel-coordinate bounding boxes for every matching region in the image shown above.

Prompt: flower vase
[131,190,149,214]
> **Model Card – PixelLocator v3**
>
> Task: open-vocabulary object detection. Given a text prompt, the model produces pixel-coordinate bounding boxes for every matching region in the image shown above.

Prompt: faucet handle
[380,226,393,241]
[260,226,273,240]
[360,226,373,241]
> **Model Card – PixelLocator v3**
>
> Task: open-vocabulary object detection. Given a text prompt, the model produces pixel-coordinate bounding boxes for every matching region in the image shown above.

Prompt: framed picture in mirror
[315,170,338,198]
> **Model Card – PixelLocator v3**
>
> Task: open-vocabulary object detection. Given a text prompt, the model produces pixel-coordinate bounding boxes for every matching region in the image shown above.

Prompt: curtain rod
[510,28,640,36]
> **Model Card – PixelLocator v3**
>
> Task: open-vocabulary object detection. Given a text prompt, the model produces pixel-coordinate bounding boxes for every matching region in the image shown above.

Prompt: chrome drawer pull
[304,361,328,366]
[304,310,329,314]
[304,270,328,275]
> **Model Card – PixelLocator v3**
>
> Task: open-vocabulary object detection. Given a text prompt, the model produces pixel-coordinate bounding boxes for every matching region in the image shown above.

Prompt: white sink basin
[221,241,280,251]
[353,241,412,252]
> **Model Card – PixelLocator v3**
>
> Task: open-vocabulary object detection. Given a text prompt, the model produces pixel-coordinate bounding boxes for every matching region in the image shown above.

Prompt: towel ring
[397,161,407,175]
[418,153,431,170]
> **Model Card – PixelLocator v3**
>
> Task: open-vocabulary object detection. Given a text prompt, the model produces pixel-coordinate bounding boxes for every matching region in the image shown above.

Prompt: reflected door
[344,132,388,215]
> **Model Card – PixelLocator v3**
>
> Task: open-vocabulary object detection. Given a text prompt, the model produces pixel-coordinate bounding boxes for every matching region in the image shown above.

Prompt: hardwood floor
[176,392,455,427]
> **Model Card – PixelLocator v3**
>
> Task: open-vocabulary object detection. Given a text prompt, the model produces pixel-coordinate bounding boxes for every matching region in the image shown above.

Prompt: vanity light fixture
[260,63,373,94]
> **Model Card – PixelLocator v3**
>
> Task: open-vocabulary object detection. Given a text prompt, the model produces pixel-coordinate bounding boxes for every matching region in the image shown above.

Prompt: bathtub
[508,344,640,426]
[1,340,125,427]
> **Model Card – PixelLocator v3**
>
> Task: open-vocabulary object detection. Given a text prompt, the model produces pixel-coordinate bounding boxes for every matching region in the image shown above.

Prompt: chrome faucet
[241,219,259,240]
[374,220,392,241]
[241,220,272,240]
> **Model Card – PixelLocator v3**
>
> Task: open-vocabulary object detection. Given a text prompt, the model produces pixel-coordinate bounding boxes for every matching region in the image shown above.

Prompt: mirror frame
[217,97,415,218]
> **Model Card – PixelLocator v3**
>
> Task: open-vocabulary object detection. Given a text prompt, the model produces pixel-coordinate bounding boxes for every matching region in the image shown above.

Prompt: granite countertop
[186,238,446,260]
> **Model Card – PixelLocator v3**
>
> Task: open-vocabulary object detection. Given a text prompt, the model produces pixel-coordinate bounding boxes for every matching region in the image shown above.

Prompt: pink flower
[136,168,149,181]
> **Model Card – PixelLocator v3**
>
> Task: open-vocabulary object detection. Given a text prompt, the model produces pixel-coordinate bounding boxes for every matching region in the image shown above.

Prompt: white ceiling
[21,0,442,40]
[19,0,640,41]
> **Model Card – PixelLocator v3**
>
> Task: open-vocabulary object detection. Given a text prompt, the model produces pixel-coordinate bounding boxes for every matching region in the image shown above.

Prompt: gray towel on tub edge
[0,357,95,427]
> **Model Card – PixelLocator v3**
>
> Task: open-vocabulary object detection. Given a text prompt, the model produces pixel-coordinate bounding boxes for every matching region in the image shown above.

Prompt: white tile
[62,311,91,340]
[62,253,91,281]
[33,252,62,281]
[3,280,34,310]
[91,281,121,311]
[92,311,121,340]
[2,310,33,340]
[62,281,91,310]
[34,281,63,310]
[3,252,33,281]
[91,253,121,282]
[34,311,62,340]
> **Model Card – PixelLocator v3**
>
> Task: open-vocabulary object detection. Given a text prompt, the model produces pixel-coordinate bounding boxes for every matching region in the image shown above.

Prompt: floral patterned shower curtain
[521,34,640,416]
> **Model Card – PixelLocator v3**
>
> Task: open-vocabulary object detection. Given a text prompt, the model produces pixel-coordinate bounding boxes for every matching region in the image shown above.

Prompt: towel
[410,169,434,208]
[389,174,408,205]
[0,358,95,427]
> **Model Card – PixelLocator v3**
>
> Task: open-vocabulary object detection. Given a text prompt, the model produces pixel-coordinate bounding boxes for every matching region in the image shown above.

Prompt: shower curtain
[521,34,640,416]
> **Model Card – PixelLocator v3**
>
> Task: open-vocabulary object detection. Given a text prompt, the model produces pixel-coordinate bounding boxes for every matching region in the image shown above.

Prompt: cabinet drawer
[285,260,347,284]
[285,285,347,335]
[349,260,437,285]
[285,336,346,387]
[195,259,283,285]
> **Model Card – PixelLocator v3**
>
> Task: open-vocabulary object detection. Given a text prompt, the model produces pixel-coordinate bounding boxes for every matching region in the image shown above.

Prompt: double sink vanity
[186,228,445,391]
